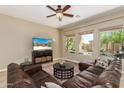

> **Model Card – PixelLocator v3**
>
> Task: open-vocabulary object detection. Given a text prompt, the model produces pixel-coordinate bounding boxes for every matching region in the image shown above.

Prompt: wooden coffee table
[53,62,74,80]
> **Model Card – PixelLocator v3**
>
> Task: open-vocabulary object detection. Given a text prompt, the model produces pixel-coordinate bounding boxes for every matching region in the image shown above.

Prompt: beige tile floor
[120,73,124,88]
[0,71,7,88]
[0,70,124,88]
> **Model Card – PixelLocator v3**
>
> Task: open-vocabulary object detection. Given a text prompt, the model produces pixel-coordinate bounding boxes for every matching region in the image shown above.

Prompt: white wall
[0,14,60,69]
[60,9,124,62]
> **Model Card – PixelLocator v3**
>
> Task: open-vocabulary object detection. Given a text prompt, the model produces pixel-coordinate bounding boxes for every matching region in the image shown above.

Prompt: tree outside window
[100,29,124,55]
[66,36,76,53]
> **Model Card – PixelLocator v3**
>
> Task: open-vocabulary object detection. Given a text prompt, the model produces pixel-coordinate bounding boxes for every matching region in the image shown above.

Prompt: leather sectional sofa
[7,60,122,88]
[7,63,61,88]
[63,60,122,88]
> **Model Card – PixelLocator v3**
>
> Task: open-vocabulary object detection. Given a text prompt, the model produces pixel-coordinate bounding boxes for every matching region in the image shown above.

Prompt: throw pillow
[45,82,62,88]
[95,57,109,68]
[41,86,46,88]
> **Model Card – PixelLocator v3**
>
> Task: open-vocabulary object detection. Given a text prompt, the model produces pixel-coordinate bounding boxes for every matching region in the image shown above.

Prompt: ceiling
[0,5,122,29]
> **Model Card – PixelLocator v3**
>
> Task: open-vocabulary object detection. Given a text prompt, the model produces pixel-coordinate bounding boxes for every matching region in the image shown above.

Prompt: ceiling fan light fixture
[46,5,73,21]
[56,12,63,21]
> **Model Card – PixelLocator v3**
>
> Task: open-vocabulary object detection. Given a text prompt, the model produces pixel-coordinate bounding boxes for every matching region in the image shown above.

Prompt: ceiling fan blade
[47,5,56,12]
[62,5,71,12]
[46,14,56,18]
[63,13,74,17]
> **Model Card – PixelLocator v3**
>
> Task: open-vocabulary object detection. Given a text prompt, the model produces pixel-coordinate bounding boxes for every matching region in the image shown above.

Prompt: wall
[60,9,124,63]
[122,59,124,73]
[0,14,60,69]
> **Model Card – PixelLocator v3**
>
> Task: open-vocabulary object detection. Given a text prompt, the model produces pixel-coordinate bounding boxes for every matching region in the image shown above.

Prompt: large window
[100,28,124,56]
[66,36,76,53]
[79,33,93,55]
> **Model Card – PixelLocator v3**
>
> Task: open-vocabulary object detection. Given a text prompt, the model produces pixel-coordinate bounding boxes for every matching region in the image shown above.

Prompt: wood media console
[32,50,53,64]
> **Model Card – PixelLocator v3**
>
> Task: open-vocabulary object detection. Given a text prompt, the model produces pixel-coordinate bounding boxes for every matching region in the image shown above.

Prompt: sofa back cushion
[86,65,105,75]
[96,60,122,88]
[96,70,120,88]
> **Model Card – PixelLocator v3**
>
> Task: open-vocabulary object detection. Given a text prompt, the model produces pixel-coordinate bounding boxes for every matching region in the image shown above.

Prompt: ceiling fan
[46,5,74,21]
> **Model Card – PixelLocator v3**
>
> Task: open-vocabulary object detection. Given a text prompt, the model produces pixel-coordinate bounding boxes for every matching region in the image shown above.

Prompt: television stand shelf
[32,50,53,64]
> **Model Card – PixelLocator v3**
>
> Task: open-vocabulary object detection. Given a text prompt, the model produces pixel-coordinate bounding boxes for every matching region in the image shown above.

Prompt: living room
[0,0,124,91]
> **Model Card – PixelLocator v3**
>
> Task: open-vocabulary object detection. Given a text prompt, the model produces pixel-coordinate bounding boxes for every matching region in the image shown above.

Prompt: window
[66,36,76,53]
[100,28,124,56]
[79,33,93,55]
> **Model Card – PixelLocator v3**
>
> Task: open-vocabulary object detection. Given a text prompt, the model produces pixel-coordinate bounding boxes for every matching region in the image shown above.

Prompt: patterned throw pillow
[95,56,110,68]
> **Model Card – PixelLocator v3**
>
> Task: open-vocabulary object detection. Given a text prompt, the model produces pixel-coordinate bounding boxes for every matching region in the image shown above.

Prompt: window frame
[65,34,76,54]
[99,25,124,56]
[78,31,94,55]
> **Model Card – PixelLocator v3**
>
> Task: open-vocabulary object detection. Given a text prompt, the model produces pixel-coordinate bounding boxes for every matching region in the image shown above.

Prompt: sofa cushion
[31,70,50,81]
[79,62,93,71]
[106,67,121,78]
[31,70,61,87]
[24,64,42,76]
[96,70,120,88]
[105,62,121,77]
[86,65,105,75]
[62,76,93,88]
[78,71,98,83]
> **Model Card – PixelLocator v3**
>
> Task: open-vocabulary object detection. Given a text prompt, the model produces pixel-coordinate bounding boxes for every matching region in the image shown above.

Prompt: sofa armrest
[23,64,42,76]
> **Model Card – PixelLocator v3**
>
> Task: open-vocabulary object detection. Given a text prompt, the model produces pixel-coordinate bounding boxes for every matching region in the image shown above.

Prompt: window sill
[68,51,76,54]
[66,51,76,54]
[78,52,93,56]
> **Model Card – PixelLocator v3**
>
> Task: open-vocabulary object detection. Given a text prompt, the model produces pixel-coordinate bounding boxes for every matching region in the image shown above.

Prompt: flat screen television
[32,38,52,51]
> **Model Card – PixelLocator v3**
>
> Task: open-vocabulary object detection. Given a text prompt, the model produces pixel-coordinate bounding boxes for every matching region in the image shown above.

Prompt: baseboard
[53,58,80,63]
[53,58,61,61]
[62,58,80,63]
[0,68,7,72]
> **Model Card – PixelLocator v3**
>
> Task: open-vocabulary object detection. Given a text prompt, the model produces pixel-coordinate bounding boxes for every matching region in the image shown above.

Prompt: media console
[32,50,53,64]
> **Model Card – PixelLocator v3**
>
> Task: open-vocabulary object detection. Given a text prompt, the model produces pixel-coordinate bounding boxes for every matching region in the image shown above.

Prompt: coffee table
[53,62,74,80]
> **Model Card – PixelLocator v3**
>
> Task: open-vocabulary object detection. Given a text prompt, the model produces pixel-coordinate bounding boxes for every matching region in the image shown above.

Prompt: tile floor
[120,73,124,88]
[0,71,7,88]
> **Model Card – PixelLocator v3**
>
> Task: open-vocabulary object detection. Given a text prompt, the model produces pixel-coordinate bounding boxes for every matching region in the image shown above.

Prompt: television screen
[32,38,52,50]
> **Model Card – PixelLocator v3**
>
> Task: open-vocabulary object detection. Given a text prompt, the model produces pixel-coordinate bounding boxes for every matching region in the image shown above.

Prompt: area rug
[42,61,80,84]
